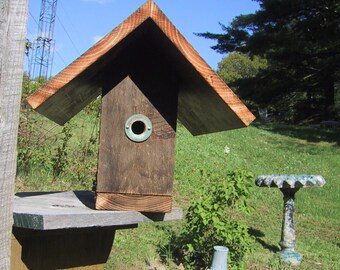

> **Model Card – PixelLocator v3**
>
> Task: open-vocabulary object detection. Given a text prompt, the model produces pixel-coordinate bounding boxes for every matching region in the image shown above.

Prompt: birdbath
[255,174,326,265]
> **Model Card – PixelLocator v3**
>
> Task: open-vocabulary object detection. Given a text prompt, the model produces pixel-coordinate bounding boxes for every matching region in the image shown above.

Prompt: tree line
[200,0,339,123]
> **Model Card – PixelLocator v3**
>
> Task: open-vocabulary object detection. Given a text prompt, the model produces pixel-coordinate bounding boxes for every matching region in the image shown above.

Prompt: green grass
[103,121,340,269]
[17,114,340,269]
[177,122,338,269]
[16,108,100,192]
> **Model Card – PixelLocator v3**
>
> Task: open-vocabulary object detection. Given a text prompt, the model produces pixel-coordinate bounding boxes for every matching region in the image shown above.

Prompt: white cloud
[93,35,104,44]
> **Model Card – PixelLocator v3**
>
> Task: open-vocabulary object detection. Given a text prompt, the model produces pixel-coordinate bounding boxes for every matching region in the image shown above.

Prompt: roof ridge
[27,0,255,134]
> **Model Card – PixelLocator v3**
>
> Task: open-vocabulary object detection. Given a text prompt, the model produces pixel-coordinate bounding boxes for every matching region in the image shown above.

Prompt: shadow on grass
[248,228,280,253]
[253,121,340,146]
[154,224,187,268]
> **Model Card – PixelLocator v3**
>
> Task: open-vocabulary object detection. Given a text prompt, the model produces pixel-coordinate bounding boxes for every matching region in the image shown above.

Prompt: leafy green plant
[17,75,51,175]
[178,170,255,269]
[68,133,98,188]
[51,125,72,178]
[17,75,100,189]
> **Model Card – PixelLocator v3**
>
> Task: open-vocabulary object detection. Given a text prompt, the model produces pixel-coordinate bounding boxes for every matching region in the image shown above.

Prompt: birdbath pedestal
[255,175,326,265]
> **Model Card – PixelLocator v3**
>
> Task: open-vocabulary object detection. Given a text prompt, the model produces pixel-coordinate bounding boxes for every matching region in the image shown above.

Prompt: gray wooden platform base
[11,191,182,270]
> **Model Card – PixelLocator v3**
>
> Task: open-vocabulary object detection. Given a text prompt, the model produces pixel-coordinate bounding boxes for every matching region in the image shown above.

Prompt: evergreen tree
[200,0,340,122]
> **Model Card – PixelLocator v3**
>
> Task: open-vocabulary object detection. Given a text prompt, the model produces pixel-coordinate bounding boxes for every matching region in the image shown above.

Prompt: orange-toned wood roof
[27,0,255,135]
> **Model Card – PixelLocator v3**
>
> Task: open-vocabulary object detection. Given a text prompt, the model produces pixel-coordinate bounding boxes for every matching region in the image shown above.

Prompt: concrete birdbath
[255,174,326,265]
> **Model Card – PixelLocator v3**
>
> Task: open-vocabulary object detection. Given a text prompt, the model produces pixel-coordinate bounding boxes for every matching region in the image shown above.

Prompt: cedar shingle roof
[27,0,255,135]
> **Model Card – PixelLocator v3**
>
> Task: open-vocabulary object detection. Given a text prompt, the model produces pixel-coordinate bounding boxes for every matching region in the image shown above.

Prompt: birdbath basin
[255,174,326,265]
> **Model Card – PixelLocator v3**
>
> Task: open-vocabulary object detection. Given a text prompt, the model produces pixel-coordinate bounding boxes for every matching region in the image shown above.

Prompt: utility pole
[0,0,28,269]
[31,0,58,79]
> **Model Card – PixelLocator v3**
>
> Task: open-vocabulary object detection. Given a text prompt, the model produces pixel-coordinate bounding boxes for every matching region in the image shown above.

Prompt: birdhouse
[27,0,255,213]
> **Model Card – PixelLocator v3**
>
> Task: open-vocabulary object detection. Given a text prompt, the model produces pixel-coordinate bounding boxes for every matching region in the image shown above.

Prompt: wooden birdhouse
[27,0,255,213]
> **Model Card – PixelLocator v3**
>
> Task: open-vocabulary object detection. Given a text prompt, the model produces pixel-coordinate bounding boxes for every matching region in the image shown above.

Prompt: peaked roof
[27,0,255,135]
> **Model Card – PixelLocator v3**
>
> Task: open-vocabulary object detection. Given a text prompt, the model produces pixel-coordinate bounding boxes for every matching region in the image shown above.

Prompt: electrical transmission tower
[31,0,58,79]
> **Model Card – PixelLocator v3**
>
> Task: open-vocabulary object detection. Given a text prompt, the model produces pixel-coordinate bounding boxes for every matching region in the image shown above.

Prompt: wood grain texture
[26,0,255,134]
[97,76,176,194]
[96,193,172,213]
[96,75,177,212]
[12,191,182,268]
[13,191,183,230]
[0,1,28,269]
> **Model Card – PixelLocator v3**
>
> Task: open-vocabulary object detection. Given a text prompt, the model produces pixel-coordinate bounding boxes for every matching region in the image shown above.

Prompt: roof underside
[27,0,255,135]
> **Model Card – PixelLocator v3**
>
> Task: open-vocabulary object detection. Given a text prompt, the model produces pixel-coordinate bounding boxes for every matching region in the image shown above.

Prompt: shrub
[17,75,100,190]
[179,170,255,269]
[51,125,72,178]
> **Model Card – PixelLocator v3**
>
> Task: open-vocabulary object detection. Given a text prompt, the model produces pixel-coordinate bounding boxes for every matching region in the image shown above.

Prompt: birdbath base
[255,174,326,266]
[277,250,303,266]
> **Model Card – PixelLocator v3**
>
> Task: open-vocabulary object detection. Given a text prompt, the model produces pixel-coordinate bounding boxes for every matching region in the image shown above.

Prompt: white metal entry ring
[124,114,152,142]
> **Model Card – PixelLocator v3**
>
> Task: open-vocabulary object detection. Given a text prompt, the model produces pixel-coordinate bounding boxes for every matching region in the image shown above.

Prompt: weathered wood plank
[96,74,177,205]
[0,1,28,268]
[13,191,182,230]
[96,193,172,213]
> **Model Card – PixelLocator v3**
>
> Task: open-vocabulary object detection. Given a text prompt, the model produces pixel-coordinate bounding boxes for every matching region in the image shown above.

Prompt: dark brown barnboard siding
[97,76,177,195]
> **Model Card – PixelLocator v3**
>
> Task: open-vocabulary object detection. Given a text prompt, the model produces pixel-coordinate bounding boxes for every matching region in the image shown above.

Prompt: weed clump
[169,170,255,269]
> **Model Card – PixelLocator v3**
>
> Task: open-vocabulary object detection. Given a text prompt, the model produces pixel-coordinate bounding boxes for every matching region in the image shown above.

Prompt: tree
[0,0,28,268]
[217,52,267,91]
[200,0,340,122]
[218,52,267,84]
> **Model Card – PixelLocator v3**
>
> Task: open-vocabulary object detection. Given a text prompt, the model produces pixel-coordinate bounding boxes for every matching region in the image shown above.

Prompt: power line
[26,28,35,38]
[29,11,39,27]
[54,49,67,67]
[56,15,81,55]
[51,56,63,71]
[59,1,83,46]
[30,1,85,76]
[31,0,58,79]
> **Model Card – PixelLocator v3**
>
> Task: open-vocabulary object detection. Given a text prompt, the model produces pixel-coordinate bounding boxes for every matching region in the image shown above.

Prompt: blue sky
[26,0,259,76]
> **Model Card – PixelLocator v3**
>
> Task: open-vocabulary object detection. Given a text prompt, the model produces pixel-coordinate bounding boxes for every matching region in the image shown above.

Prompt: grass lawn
[16,111,340,269]
[106,121,340,269]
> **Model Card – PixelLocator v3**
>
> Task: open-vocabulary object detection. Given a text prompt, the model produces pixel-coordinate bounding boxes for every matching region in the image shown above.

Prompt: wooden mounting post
[0,1,28,269]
